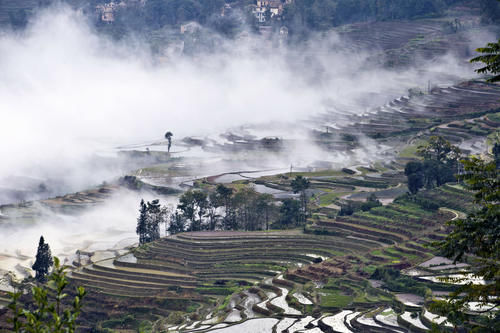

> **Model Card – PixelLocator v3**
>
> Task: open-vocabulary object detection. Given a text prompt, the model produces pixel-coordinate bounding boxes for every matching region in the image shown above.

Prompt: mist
[0,5,486,193]
[0,4,490,276]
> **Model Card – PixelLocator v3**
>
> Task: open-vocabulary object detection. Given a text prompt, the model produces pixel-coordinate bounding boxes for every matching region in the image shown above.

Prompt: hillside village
[0,0,499,332]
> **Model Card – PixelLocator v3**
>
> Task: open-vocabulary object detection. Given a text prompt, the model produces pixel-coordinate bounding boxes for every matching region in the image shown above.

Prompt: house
[253,0,285,23]
[253,6,266,23]
[95,1,126,23]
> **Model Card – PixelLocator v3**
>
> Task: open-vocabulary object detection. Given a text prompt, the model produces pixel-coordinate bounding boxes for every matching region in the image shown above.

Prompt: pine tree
[31,236,53,282]
[146,199,162,242]
[136,199,148,245]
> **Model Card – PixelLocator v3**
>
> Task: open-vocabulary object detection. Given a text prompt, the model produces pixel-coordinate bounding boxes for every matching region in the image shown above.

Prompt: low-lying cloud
[0,5,486,196]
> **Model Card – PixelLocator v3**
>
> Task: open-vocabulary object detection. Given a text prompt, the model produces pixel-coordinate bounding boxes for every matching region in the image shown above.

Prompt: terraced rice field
[337,81,500,140]
[59,180,474,331]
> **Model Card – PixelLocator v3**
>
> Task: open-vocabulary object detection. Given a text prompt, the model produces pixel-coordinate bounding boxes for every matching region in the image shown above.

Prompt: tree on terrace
[277,199,301,227]
[164,131,173,152]
[136,199,167,244]
[146,199,164,242]
[136,199,149,245]
[32,236,53,283]
[193,190,208,231]
[291,175,310,223]
[216,184,235,230]
[404,136,461,190]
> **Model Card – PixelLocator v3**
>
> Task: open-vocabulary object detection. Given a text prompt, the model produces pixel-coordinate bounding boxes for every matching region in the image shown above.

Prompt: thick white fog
[0,5,489,278]
[0,6,483,189]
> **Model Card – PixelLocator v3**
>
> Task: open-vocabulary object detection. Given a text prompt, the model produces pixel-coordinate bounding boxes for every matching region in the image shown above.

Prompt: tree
[256,193,274,230]
[8,257,86,332]
[471,39,500,83]
[291,175,311,224]
[178,190,209,231]
[493,141,500,169]
[233,187,259,231]
[417,136,461,164]
[405,161,425,194]
[192,190,208,231]
[206,191,222,231]
[164,131,173,153]
[32,236,54,283]
[277,199,301,227]
[136,199,167,244]
[168,210,186,234]
[146,199,163,242]
[136,199,149,245]
[432,157,499,330]
[416,136,461,187]
[216,184,235,230]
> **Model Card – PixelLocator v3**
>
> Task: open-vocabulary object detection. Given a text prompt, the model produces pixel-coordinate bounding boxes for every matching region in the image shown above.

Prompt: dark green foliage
[136,199,148,244]
[192,190,208,231]
[433,157,500,330]
[168,211,185,234]
[175,186,277,232]
[8,257,86,332]
[277,198,301,227]
[216,184,235,230]
[291,175,311,223]
[178,190,198,230]
[136,199,166,244]
[146,199,162,241]
[338,201,355,216]
[471,39,500,83]
[32,236,53,283]
[405,136,461,193]
[417,136,461,165]
[405,161,425,194]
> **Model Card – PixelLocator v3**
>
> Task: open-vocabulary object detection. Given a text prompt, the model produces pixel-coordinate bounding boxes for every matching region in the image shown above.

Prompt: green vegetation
[432,156,500,330]
[32,236,53,283]
[7,257,86,332]
[137,199,167,245]
[405,136,461,194]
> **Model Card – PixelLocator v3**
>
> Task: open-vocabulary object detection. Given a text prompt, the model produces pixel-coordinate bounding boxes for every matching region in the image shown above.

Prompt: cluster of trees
[135,176,312,243]
[171,185,277,232]
[136,199,168,245]
[283,0,461,34]
[404,136,461,194]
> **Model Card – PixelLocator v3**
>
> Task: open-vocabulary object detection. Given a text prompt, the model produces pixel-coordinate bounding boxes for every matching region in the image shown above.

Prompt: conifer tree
[136,199,148,245]
[146,199,162,242]
[31,236,53,282]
